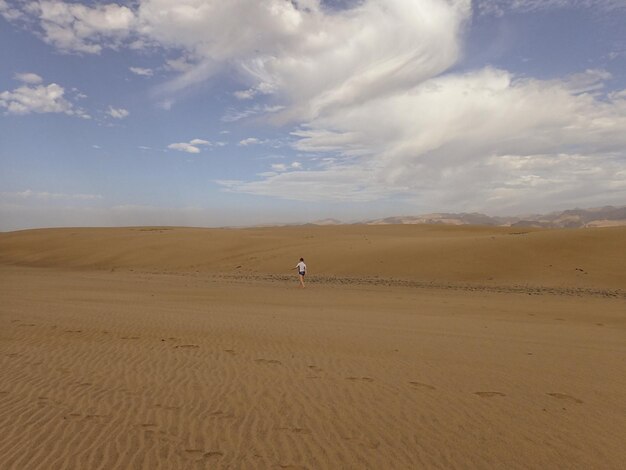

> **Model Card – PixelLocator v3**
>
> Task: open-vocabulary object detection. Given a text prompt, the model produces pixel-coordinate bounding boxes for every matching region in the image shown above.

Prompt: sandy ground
[0,226,625,469]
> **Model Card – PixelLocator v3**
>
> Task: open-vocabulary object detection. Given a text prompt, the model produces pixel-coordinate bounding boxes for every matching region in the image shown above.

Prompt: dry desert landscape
[1,225,625,469]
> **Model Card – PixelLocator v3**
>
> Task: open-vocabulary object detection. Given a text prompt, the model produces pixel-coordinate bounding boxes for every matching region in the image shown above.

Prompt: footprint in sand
[291,428,310,434]
[184,449,223,461]
[346,377,374,382]
[343,437,380,449]
[474,391,506,398]
[209,410,234,419]
[153,403,181,411]
[409,381,436,390]
[255,358,282,365]
[363,440,381,449]
[279,427,311,435]
[547,393,583,404]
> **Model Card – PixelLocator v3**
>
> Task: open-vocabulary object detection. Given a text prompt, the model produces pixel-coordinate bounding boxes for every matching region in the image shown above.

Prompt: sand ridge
[0,225,625,289]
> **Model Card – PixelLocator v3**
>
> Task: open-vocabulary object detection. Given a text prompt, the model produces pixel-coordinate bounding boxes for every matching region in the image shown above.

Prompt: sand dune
[1,225,625,289]
[1,226,625,469]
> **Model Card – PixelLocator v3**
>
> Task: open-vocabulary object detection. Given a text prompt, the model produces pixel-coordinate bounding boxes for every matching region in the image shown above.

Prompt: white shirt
[296,261,306,273]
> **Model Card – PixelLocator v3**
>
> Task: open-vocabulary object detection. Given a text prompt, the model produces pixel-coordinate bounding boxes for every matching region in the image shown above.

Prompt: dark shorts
[299,271,305,276]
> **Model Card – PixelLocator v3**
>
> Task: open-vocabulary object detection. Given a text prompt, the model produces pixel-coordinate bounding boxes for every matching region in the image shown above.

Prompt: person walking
[294,257,306,288]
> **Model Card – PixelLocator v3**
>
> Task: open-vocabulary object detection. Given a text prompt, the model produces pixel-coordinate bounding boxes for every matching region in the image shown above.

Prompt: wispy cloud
[476,0,626,16]
[221,105,285,123]
[167,138,212,154]
[1,189,103,201]
[238,138,261,146]
[14,72,43,84]
[106,106,129,119]
[269,161,302,172]
[129,66,153,77]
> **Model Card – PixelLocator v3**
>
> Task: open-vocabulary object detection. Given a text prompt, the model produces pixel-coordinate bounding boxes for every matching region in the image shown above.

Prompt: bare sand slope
[0,226,625,468]
[1,267,625,469]
[0,225,625,289]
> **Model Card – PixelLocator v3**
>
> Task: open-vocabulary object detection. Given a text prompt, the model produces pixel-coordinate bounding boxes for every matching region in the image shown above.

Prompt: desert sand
[0,225,625,469]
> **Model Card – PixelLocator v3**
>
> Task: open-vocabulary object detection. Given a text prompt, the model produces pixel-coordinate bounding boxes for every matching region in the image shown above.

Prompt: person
[294,257,306,288]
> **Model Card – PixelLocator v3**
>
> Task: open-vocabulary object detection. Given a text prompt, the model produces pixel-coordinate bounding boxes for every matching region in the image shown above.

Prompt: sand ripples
[1,267,625,469]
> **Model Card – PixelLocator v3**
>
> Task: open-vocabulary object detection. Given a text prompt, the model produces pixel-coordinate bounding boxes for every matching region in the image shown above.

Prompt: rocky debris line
[209,273,626,299]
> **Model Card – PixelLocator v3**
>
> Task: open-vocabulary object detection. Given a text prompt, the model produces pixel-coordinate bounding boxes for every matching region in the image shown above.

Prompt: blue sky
[1,0,625,230]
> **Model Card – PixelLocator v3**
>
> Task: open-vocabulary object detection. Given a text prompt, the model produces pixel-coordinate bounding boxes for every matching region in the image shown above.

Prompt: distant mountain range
[309,205,626,228]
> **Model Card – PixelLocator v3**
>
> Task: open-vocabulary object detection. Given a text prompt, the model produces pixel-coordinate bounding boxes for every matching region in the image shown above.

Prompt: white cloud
[4,0,626,212]
[237,136,288,148]
[14,72,43,84]
[560,69,612,94]
[106,106,129,119]
[168,143,200,153]
[136,0,468,122]
[0,0,24,20]
[221,104,285,123]
[238,137,261,146]
[164,56,194,72]
[167,138,211,153]
[610,89,626,100]
[4,0,468,113]
[21,0,136,54]
[234,89,256,100]
[0,0,136,54]
[269,161,302,172]
[129,66,153,76]
[0,80,88,117]
[221,68,626,211]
